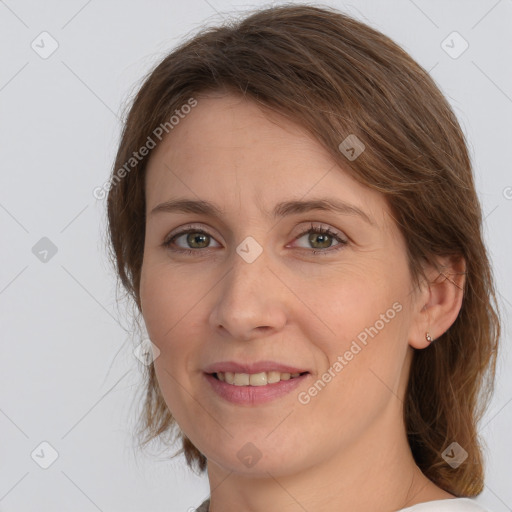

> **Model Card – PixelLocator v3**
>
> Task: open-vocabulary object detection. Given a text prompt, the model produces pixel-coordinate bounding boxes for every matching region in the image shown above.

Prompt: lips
[204,371,310,405]
[203,360,310,375]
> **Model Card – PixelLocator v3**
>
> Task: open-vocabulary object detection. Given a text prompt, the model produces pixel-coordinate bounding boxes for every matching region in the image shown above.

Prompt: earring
[425,332,433,343]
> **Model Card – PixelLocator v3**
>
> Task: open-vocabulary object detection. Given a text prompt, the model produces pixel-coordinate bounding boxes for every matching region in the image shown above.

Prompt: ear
[409,255,466,349]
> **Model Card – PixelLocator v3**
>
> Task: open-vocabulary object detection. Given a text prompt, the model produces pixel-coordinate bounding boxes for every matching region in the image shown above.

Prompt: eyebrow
[149,198,374,226]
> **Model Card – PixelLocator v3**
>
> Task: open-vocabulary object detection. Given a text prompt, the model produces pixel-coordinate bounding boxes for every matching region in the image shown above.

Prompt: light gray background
[1,0,511,511]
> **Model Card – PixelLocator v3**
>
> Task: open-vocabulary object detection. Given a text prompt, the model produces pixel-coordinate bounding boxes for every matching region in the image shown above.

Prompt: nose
[208,251,288,341]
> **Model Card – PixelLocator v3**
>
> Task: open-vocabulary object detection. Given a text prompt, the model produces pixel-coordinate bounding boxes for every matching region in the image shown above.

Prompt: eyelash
[162,223,348,256]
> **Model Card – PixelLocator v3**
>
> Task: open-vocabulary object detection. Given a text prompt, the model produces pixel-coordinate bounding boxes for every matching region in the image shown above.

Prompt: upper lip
[204,361,310,375]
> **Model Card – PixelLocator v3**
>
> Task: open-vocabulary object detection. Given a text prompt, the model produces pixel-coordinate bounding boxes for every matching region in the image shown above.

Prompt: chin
[201,435,308,477]
[210,453,298,477]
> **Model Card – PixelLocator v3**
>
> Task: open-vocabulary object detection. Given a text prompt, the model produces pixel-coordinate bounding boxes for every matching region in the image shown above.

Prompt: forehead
[144,93,389,226]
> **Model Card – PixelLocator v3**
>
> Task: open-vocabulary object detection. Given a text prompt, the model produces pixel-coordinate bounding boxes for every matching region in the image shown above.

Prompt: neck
[206,397,450,512]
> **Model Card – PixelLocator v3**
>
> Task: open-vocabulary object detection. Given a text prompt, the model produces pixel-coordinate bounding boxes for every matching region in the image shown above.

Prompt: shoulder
[398,498,492,512]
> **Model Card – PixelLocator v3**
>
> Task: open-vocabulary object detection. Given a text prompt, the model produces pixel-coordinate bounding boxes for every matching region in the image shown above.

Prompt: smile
[214,370,307,386]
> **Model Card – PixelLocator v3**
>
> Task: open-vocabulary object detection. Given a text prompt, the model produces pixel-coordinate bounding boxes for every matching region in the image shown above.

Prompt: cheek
[139,261,207,372]
[294,260,411,403]
[297,257,407,342]
[140,262,209,426]
[141,259,195,335]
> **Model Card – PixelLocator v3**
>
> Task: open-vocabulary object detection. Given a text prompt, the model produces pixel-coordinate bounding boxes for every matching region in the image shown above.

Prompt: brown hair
[105,4,500,496]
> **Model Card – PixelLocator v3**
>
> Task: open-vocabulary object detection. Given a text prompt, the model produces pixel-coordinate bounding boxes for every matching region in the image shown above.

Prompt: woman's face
[140,93,423,476]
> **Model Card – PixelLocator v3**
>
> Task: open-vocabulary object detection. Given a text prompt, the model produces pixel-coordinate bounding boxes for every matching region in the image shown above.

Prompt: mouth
[202,360,312,404]
[204,370,311,405]
[208,370,310,387]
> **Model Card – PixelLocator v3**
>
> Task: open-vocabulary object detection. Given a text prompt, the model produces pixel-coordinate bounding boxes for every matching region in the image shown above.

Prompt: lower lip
[204,372,309,405]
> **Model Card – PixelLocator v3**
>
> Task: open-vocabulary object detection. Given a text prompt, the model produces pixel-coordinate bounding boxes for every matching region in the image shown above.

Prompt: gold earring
[425,332,433,343]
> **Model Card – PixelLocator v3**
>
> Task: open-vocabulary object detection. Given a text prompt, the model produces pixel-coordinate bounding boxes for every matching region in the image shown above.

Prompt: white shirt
[195,497,491,511]
[398,498,490,511]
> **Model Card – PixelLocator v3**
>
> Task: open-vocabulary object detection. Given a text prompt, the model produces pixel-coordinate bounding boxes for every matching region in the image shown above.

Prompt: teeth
[216,371,303,386]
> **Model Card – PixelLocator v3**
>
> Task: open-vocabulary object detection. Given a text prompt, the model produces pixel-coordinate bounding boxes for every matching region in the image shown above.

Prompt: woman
[105,4,500,511]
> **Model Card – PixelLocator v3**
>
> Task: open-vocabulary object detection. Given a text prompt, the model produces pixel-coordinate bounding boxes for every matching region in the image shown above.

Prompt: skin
[140,92,465,512]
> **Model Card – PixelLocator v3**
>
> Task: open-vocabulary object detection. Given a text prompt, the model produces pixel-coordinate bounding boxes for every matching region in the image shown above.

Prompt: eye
[163,228,221,252]
[291,224,347,252]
